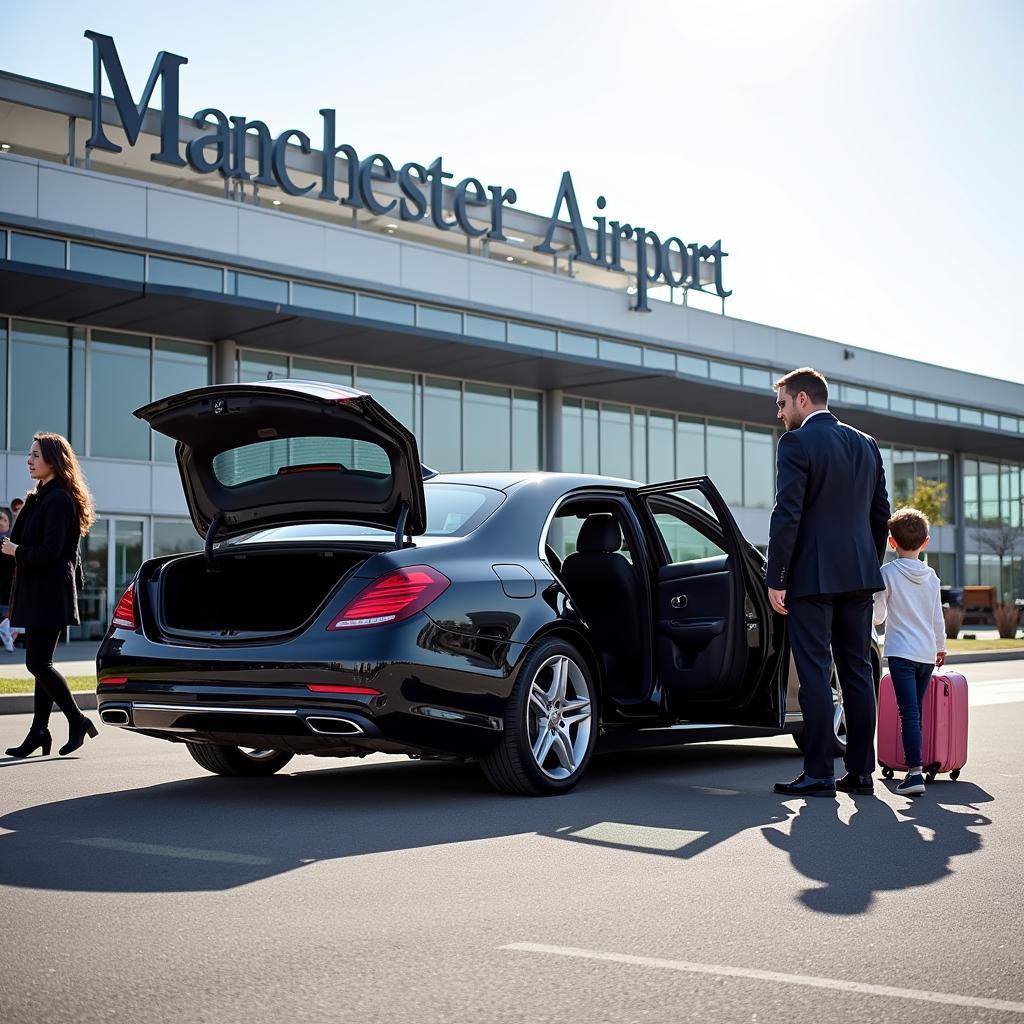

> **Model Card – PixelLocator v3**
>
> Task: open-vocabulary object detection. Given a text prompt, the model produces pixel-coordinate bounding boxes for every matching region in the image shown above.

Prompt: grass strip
[0,676,96,695]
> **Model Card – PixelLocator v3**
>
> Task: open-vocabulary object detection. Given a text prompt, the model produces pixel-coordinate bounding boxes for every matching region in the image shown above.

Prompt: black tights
[26,627,81,732]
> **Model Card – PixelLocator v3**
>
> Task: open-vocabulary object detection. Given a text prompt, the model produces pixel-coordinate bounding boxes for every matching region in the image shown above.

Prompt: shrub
[942,605,964,640]
[993,604,1021,640]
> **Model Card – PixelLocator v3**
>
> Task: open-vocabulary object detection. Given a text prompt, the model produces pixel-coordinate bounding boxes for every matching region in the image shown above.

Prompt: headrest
[576,515,622,554]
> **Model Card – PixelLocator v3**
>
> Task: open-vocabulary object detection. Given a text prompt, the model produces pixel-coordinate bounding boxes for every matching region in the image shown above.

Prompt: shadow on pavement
[763,781,993,915]
[0,742,991,908]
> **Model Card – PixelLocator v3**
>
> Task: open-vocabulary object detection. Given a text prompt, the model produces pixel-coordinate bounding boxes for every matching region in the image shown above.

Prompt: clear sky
[3,0,1021,383]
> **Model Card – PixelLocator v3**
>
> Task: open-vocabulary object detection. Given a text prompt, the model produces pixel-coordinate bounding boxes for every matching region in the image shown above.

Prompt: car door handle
[670,594,688,609]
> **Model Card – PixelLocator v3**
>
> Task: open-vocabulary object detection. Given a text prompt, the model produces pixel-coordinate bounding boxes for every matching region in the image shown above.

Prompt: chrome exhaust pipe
[100,708,130,726]
[305,716,363,736]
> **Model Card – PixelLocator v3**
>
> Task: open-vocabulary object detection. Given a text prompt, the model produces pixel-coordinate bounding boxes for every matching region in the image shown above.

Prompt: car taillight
[111,582,137,630]
[327,566,450,630]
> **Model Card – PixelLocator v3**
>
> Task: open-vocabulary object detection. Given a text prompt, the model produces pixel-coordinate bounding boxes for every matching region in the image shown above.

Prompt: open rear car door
[634,477,782,728]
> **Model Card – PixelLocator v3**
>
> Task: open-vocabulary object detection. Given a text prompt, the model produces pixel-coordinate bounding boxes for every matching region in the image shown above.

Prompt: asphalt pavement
[1,660,1022,1024]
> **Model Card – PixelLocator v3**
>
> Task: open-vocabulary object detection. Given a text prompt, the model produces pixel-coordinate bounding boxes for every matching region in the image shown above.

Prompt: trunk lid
[135,380,426,540]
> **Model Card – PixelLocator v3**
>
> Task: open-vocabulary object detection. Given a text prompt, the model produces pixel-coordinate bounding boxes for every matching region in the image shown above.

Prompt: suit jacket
[9,480,82,628]
[766,411,890,599]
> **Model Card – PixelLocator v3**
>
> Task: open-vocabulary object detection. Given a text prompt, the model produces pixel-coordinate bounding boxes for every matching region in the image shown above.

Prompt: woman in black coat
[4,432,98,758]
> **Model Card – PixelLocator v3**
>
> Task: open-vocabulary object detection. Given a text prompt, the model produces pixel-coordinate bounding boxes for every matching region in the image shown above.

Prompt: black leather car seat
[560,514,644,686]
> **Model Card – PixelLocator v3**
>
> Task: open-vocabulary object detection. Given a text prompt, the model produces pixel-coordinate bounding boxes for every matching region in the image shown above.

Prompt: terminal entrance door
[71,517,145,641]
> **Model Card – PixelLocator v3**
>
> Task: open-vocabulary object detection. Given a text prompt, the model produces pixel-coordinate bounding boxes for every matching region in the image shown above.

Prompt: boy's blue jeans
[888,656,934,769]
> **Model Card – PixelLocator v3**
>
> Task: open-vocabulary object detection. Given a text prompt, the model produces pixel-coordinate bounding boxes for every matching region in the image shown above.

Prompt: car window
[223,483,503,544]
[650,509,725,565]
[212,436,391,488]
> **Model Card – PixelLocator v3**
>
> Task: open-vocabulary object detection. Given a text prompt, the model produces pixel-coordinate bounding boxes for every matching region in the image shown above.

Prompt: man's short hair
[889,507,929,550]
[774,367,829,405]
[9,498,22,509]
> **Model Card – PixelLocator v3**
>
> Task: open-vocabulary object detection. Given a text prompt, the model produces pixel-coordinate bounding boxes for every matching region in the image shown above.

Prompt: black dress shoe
[836,772,874,795]
[773,773,836,797]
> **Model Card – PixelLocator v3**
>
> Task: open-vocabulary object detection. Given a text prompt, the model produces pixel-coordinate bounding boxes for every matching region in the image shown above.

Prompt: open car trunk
[152,546,372,639]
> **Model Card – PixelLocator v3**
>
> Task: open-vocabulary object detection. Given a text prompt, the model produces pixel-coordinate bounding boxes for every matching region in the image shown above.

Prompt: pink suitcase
[877,670,968,782]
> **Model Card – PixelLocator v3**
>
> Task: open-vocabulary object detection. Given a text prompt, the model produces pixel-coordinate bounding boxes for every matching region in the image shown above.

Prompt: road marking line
[68,837,271,865]
[501,943,1024,1014]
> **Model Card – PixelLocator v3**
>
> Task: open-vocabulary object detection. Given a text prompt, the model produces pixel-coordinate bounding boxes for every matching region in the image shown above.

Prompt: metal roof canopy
[1,262,1021,461]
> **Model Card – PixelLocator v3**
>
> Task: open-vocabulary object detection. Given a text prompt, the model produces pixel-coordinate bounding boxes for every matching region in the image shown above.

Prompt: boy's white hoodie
[873,558,945,665]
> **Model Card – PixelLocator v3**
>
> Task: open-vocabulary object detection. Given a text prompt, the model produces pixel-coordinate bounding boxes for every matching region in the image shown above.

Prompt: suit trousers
[787,591,877,779]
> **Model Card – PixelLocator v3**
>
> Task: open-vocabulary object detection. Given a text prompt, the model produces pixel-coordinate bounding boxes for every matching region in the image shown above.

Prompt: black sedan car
[96,380,875,795]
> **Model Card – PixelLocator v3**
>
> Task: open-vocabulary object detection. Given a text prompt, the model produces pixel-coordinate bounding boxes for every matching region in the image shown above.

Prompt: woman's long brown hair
[31,432,95,536]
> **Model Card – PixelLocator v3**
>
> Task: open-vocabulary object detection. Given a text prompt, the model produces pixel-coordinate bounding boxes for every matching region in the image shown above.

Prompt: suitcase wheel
[950,769,961,782]
[881,767,894,779]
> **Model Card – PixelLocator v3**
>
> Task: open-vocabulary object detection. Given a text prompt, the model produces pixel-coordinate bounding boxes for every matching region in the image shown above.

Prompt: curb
[0,691,97,715]
[943,650,1024,665]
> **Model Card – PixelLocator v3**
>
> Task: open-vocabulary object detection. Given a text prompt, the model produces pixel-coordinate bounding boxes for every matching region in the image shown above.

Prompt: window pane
[228,271,288,305]
[358,294,415,326]
[937,403,958,423]
[418,306,462,334]
[678,354,709,378]
[962,457,978,525]
[0,321,6,449]
[1000,415,1018,433]
[891,448,916,505]
[599,340,642,366]
[709,361,742,385]
[979,461,1000,526]
[69,243,144,283]
[11,232,64,268]
[742,366,773,391]
[743,426,775,509]
[291,282,355,317]
[466,315,506,342]
[153,519,201,557]
[632,411,647,483]
[213,437,391,485]
[982,412,1000,430]
[915,399,937,419]
[422,378,462,472]
[649,412,675,483]
[149,256,223,292]
[463,384,510,471]
[706,420,742,505]
[561,399,582,473]
[959,408,981,426]
[643,348,675,371]
[867,389,889,410]
[89,332,151,459]
[582,402,599,474]
[558,332,597,358]
[599,404,631,478]
[0,229,6,258]
[239,350,288,382]
[290,358,351,389]
[153,341,213,461]
[890,395,914,415]
[512,391,541,471]
[10,321,73,451]
[840,383,868,405]
[355,367,416,430]
[676,416,705,477]
[508,322,555,351]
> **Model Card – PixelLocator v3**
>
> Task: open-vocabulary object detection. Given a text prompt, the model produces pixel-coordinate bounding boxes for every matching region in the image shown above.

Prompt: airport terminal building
[1,32,1023,639]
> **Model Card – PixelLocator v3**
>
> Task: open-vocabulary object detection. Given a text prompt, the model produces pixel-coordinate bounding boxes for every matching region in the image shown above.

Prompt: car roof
[427,471,642,492]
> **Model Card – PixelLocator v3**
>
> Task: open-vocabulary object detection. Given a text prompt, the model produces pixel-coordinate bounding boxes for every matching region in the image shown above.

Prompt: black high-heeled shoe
[6,727,53,758]
[59,715,98,756]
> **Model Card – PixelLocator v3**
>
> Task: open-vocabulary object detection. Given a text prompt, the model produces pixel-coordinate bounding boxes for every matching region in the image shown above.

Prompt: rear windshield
[212,436,391,488]
[223,483,503,545]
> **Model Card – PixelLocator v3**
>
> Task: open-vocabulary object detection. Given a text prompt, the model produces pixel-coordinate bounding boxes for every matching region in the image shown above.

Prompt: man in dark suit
[767,367,890,797]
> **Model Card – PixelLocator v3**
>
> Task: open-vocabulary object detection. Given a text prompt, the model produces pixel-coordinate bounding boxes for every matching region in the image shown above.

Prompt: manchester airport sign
[84,30,730,312]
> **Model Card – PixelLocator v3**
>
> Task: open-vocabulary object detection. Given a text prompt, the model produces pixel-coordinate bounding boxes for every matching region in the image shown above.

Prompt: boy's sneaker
[897,772,926,796]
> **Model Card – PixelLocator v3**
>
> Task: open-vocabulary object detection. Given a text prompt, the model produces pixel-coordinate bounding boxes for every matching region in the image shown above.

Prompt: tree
[895,476,948,526]
[971,523,1024,603]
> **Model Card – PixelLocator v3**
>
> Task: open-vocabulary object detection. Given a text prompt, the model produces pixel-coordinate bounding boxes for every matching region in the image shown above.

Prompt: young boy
[873,507,946,796]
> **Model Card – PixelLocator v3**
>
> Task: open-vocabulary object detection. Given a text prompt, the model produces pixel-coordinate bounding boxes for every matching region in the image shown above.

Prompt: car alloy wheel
[481,638,597,796]
[186,741,294,777]
[526,654,593,780]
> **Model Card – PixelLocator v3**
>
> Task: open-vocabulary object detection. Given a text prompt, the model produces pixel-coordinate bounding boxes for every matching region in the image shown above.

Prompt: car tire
[186,742,294,777]
[481,638,597,796]
[791,665,848,757]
